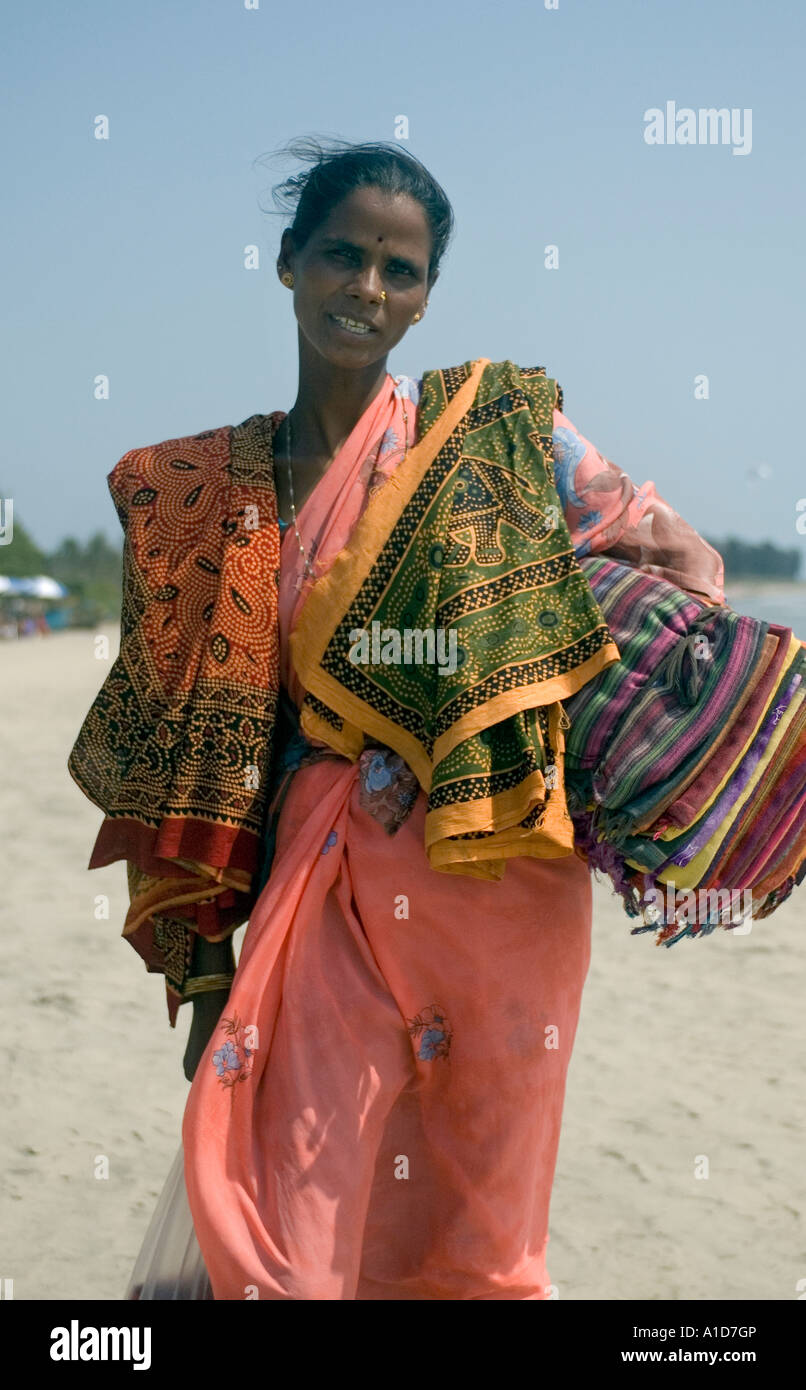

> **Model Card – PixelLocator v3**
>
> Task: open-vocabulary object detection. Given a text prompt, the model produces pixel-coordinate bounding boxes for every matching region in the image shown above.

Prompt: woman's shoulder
[426,358,564,414]
[106,416,264,517]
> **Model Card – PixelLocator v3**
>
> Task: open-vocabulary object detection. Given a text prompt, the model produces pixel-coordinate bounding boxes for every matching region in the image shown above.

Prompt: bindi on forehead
[377,235,383,242]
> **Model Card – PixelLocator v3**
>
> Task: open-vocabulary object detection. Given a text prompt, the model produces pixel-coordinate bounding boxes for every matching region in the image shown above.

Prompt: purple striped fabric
[667,669,803,872]
[732,777,806,888]
[659,624,792,831]
[565,558,704,770]
[702,680,806,884]
[711,722,806,887]
[594,612,764,812]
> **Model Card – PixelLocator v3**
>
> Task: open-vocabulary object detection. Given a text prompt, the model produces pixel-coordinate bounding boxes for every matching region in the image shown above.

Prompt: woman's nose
[348,265,385,303]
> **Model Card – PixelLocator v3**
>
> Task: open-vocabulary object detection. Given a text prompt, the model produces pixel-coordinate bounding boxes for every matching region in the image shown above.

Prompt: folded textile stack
[564,557,806,944]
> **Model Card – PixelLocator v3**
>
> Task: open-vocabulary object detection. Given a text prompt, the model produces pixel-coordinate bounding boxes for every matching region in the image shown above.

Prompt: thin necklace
[280,384,411,584]
[282,412,316,583]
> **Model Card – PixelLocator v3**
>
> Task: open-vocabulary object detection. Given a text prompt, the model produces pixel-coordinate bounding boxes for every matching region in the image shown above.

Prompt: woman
[69,140,725,1300]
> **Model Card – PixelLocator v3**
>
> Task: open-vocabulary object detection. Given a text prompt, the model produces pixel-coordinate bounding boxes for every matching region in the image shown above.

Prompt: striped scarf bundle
[564,557,806,943]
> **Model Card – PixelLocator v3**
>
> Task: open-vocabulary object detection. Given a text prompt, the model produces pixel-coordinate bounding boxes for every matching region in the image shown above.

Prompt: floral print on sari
[211,1014,255,1106]
[553,408,725,605]
[357,746,420,834]
[406,1004,453,1061]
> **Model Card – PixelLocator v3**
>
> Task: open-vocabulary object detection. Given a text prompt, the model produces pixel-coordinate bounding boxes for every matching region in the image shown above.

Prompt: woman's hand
[183,990,230,1083]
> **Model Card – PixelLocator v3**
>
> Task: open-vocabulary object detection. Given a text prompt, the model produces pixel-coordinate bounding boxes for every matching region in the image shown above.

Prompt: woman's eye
[389,264,412,276]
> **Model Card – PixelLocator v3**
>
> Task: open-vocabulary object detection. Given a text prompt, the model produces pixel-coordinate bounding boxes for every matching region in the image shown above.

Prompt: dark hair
[255,136,454,283]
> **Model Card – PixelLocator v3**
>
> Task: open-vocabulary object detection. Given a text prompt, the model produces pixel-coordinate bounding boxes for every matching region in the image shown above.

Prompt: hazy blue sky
[2,0,804,555]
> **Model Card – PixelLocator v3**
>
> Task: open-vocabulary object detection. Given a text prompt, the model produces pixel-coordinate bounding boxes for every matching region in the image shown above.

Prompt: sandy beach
[2,624,805,1301]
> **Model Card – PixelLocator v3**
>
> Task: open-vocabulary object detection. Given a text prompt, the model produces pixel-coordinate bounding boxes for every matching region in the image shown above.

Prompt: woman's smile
[328,313,377,337]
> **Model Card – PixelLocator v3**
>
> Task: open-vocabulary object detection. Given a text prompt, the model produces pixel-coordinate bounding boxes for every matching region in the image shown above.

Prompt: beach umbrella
[10,575,69,598]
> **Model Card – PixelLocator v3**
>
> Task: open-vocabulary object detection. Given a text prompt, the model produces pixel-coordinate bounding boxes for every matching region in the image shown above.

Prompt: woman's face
[278,185,436,370]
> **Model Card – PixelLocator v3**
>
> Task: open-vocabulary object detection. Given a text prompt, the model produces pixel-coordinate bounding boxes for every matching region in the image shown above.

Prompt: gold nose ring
[380,290,387,302]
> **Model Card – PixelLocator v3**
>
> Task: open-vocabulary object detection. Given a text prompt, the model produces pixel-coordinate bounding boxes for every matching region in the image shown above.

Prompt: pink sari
[179,373,723,1300]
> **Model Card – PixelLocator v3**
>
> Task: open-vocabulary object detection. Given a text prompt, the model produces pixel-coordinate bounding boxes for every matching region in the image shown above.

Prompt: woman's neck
[287,332,391,460]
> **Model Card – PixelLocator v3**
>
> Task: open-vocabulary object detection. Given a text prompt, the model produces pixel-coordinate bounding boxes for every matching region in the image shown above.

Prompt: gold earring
[281,271,294,288]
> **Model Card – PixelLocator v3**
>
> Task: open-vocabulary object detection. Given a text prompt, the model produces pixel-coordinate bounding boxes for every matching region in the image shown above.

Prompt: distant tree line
[0,506,122,623]
[48,532,124,619]
[703,535,801,582]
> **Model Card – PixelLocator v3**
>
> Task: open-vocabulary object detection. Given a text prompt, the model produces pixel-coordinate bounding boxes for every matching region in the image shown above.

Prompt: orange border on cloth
[290,360,619,873]
[291,360,488,776]
[292,360,617,781]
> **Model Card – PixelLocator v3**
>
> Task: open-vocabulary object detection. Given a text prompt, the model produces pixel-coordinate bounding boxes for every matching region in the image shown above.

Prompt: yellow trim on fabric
[427,811,575,863]
[426,768,548,840]
[123,879,232,935]
[431,640,619,764]
[427,799,576,873]
[429,855,506,880]
[656,633,803,839]
[426,703,576,867]
[298,703,365,761]
[427,701,566,838]
[310,691,429,783]
[294,636,619,794]
[287,356,619,870]
[173,858,252,893]
[291,358,490,689]
[628,685,805,889]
